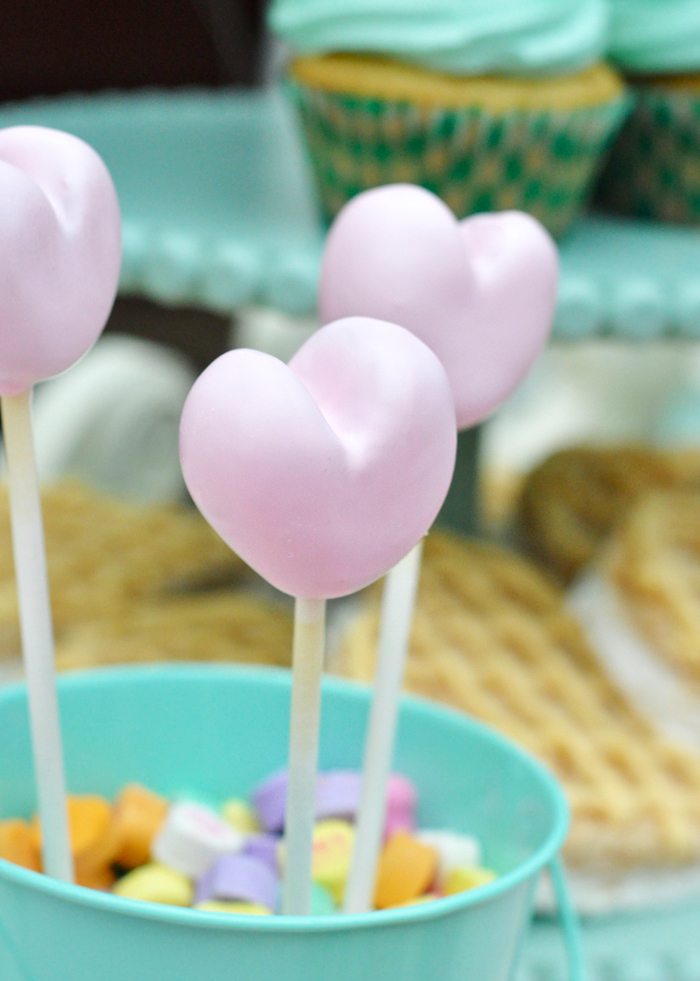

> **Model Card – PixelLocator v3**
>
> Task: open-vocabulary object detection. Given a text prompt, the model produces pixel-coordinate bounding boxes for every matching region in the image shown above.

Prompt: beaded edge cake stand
[0,87,699,979]
[0,87,699,341]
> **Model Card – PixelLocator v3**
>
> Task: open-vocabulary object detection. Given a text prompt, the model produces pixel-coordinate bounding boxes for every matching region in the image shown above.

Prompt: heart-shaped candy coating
[319,184,558,430]
[0,126,121,395]
[179,317,456,599]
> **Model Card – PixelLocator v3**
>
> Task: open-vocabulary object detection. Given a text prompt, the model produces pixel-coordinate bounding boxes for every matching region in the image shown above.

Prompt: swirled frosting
[609,0,700,73]
[268,0,608,76]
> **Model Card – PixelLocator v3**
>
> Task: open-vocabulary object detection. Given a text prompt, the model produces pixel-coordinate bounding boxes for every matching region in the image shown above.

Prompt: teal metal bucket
[0,666,582,980]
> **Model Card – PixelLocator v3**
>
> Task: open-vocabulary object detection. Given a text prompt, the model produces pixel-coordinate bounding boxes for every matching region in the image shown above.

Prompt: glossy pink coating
[318,184,559,430]
[179,316,456,599]
[0,126,121,395]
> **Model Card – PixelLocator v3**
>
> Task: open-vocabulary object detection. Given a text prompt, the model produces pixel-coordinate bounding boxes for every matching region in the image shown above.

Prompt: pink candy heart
[0,126,121,395]
[179,317,456,599]
[319,184,559,430]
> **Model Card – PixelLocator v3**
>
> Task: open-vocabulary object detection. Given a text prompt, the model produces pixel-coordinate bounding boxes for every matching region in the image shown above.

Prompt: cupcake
[269,0,629,237]
[596,0,700,223]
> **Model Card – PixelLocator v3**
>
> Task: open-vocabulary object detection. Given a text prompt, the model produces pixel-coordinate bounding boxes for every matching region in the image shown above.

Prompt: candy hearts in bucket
[0,667,575,981]
[319,184,558,429]
[179,316,456,600]
[0,126,121,395]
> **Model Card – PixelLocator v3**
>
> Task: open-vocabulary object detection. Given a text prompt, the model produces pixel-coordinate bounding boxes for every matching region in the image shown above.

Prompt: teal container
[0,666,581,980]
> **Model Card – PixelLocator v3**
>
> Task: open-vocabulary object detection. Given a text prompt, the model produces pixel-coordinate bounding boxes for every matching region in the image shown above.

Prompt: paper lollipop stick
[283,597,325,914]
[1,391,73,880]
[179,316,456,913]
[0,126,121,880]
[342,540,423,914]
[319,184,559,913]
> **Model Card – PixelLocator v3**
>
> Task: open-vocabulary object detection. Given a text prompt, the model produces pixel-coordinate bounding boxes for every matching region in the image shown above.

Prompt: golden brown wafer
[335,531,700,875]
[54,590,293,672]
[515,445,700,582]
[0,480,249,656]
[605,491,700,692]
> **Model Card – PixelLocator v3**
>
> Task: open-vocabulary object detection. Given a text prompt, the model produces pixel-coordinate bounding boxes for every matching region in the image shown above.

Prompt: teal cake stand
[1,87,699,341]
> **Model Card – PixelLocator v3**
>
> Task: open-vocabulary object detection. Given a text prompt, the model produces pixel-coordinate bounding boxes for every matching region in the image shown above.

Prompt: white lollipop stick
[282,596,326,915]
[1,390,73,882]
[178,321,457,916]
[344,540,423,914]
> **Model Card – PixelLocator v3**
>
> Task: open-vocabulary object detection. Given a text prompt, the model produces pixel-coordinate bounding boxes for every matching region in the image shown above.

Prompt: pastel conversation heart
[319,184,558,430]
[179,317,456,599]
[0,126,121,395]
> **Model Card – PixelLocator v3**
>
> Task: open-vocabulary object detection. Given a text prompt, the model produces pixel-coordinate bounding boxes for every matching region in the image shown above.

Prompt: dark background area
[0,0,268,100]
[0,1,270,373]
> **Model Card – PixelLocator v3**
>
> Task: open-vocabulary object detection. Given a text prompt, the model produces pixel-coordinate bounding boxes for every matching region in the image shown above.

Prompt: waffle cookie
[335,531,700,913]
[569,491,700,752]
[54,590,293,672]
[515,445,700,582]
[0,480,249,657]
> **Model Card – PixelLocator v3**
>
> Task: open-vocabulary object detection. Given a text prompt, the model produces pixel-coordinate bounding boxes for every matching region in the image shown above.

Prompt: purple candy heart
[253,770,363,832]
[242,834,280,872]
[315,770,362,821]
[196,853,278,910]
[251,770,288,834]
[252,770,416,833]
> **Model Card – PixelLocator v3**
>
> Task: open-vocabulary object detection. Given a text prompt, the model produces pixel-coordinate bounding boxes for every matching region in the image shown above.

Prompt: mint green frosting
[609,0,700,73]
[268,0,608,76]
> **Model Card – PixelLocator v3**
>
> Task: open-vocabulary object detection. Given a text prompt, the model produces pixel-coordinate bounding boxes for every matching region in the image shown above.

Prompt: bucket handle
[547,857,586,981]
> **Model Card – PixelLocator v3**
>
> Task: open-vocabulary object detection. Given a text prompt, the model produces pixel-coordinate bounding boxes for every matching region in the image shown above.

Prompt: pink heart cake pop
[0,125,121,884]
[319,184,559,429]
[0,125,121,395]
[179,316,456,599]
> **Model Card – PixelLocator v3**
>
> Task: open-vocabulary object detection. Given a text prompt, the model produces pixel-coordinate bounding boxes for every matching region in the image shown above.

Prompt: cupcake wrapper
[596,87,700,224]
[290,83,630,238]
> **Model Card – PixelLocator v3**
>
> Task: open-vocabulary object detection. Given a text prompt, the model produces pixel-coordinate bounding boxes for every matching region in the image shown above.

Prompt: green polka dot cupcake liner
[596,86,700,224]
[289,83,630,238]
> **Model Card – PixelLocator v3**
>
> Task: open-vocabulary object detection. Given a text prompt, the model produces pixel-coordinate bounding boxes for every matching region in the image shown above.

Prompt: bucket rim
[0,663,569,933]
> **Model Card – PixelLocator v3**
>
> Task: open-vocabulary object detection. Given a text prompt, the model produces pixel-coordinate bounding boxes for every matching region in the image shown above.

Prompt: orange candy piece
[0,819,41,871]
[31,794,121,887]
[111,783,168,869]
[78,864,117,891]
[373,832,438,909]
